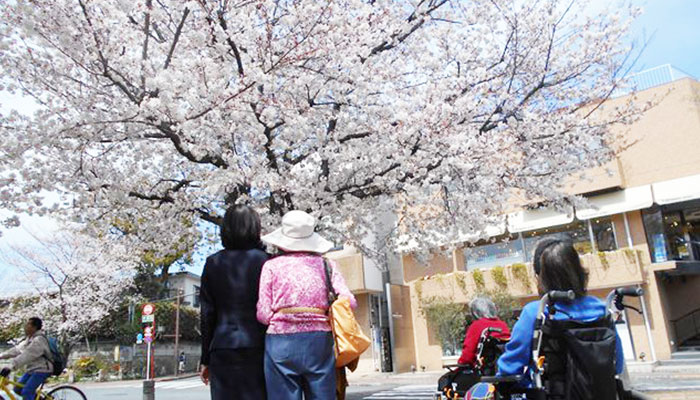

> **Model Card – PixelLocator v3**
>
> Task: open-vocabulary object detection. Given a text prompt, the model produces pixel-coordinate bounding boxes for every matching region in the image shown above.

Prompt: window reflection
[592,217,618,251]
[464,218,619,270]
[522,220,592,257]
[465,234,524,270]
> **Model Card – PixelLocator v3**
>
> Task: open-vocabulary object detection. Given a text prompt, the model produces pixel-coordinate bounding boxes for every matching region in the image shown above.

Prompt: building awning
[576,185,654,220]
[507,206,574,233]
[652,174,700,205]
[455,219,507,243]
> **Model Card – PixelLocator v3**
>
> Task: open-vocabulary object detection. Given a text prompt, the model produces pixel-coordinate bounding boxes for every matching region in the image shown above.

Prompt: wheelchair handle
[616,287,643,297]
[486,327,502,333]
[548,290,575,302]
[480,374,524,383]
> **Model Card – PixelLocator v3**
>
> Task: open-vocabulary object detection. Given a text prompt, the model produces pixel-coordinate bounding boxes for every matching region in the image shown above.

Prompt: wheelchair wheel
[45,385,87,400]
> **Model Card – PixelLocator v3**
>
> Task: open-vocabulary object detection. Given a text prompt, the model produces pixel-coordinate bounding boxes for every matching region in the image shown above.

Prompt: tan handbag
[323,258,371,368]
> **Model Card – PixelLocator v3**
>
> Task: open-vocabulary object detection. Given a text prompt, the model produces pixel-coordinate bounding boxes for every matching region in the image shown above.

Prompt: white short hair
[470,297,498,319]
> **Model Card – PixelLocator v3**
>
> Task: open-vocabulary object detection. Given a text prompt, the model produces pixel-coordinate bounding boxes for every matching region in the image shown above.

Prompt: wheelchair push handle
[616,286,643,297]
[486,327,502,333]
[548,290,575,302]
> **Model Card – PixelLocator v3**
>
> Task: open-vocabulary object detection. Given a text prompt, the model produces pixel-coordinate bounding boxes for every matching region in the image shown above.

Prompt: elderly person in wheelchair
[437,297,510,399]
[457,297,510,370]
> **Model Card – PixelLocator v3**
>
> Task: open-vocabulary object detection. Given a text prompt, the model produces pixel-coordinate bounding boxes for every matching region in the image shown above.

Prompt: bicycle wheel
[45,385,87,400]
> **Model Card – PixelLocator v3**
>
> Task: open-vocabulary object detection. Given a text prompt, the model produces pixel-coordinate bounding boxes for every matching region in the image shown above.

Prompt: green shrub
[491,267,508,289]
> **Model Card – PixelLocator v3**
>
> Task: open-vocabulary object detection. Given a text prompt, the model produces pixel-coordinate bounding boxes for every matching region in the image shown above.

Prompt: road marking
[364,384,436,399]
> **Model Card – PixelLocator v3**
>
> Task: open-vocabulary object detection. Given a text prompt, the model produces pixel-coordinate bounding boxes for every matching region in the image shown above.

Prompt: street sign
[141,314,154,323]
[142,303,155,316]
[144,336,153,344]
[136,333,143,344]
[144,326,153,338]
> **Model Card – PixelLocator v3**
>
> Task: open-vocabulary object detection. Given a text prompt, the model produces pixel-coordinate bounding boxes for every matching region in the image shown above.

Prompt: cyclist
[0,317,52,400]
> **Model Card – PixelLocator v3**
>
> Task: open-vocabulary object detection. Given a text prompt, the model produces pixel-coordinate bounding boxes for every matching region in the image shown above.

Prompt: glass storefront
[592,217,617,252]
[643,201,700,263]
[465,234,524,270]
[522,220,592,256]
[465,218,618,270]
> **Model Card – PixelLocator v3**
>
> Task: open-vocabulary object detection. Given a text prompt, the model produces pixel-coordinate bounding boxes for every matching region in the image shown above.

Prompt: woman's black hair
[220,204,262,250]
[28,317,43,330]
[532,236,589,298]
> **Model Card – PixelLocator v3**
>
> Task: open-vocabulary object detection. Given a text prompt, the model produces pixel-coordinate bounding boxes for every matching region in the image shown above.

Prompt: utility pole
[174,289,182,376]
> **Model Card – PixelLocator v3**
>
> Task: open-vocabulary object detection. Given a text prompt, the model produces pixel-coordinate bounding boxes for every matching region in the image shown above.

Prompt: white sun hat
[261,210,334,254]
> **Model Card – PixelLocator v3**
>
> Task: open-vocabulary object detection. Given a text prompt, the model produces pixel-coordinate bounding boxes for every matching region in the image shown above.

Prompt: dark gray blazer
[200,248,269,365]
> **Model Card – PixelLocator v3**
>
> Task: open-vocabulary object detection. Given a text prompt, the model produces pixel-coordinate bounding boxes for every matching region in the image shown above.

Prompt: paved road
[71,376,700,400]
[73,377,411,400]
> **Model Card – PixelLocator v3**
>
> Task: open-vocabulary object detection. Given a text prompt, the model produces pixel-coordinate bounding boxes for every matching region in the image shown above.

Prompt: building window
[591,217,618,252]
[465,234,525,270]
[193,285,201,308]
[522,220,592,257]
[643,203,700,263]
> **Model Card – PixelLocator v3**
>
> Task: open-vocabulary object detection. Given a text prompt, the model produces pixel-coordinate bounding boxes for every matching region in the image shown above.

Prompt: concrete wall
[609,78,700,187]
[402,251,456,283]
[350,293,377,373]
[328,252,367,293]
[657,274,700,347]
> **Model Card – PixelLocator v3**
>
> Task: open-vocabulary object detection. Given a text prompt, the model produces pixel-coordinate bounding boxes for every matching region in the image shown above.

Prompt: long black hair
[220,204,262,250]
[533,237,589,298]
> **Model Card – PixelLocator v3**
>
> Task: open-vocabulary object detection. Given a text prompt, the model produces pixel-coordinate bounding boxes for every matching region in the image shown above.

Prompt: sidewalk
[347,368,700,396]
[347,370,443,387]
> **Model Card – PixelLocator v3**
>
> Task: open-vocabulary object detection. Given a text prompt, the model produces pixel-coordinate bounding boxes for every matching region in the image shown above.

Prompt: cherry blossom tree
[0,229,136,357]
[0,0,642,264]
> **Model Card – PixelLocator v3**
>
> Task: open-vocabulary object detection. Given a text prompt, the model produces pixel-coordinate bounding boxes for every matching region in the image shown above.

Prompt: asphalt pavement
[66,371,700,400]
[72,377,407,400]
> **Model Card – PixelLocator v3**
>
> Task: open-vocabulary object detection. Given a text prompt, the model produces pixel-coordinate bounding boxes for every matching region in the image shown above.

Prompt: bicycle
[0,375,86,400]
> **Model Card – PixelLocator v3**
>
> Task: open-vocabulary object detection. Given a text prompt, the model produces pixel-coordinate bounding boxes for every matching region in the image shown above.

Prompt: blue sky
[628,0,700,77]
[0,0,699,288]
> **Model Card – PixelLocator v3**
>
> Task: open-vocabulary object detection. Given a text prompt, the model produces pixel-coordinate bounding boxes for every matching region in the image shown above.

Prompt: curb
[154,373,199,382]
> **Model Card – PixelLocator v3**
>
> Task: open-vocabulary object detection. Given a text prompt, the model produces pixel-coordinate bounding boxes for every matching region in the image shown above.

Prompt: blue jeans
[264,332,335,400]
[14,372,51,400]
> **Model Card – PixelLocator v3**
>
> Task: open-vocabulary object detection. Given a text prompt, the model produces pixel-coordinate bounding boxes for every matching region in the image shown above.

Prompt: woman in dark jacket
[199,205,268,400]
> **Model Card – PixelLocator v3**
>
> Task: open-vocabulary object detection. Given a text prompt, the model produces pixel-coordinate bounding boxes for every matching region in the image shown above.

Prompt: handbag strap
[322,257,338,307]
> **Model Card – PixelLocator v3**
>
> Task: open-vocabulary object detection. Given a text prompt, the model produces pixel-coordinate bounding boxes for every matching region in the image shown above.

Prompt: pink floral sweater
[256,254,357,335]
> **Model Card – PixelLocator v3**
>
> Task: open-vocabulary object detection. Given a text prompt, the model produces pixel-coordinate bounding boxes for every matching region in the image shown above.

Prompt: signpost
[141,304,156,380]
[141,303,156,400]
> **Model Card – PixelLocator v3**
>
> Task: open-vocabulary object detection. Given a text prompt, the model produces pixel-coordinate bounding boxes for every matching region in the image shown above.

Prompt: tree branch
[216,9,245,76]
[163,8,190,70]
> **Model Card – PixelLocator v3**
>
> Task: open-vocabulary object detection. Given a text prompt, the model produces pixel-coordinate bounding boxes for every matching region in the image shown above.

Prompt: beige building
[335,68,700,373]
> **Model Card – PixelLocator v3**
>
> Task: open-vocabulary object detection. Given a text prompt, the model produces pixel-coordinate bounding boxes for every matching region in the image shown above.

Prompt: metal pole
[623,212,634,248]
[146,341,152,380]
[385,282,397,373]
[142,379,155,400]
[639,287,658,363]
[587,219,597,251]
[623,212,658,362]
[174,290,181,376]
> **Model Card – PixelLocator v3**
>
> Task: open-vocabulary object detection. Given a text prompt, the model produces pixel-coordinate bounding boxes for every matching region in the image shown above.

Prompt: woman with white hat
[257,210,357,400]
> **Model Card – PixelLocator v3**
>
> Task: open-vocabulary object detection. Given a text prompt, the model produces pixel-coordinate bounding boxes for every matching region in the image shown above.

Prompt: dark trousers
[14,372,51,400]
[264,332,336,400]
[209,348,265,400]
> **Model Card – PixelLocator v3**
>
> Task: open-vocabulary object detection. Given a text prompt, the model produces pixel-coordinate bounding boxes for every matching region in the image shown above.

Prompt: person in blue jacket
[497,237,625,386]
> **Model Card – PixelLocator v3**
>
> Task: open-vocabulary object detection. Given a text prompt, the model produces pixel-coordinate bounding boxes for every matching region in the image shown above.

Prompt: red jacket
[457,317,510,366]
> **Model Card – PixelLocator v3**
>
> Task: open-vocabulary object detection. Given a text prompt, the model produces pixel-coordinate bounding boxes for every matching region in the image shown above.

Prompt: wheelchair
[477,286,654,400]
[436,327,510,399]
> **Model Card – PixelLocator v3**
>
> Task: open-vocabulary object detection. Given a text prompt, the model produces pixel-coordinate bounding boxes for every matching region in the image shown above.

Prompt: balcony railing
[612,64,693,98]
